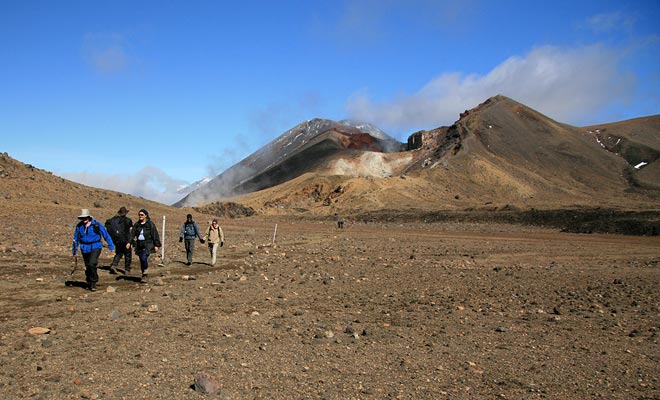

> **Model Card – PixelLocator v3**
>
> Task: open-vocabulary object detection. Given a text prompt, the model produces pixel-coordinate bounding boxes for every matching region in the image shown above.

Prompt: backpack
[184,222,196,237]
[107,216,127,242]
[92,221,101,236]
[78,220,101,235]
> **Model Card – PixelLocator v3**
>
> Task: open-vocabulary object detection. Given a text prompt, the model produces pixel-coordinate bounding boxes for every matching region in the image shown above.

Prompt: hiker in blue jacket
[179,213,204,265]
[72,208,115,291]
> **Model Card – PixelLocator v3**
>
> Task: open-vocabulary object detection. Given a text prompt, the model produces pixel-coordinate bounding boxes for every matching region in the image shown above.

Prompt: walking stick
[70,254,78,275]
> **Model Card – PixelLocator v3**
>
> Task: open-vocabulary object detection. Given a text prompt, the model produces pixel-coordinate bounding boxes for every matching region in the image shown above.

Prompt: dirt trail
[0,220,658,399]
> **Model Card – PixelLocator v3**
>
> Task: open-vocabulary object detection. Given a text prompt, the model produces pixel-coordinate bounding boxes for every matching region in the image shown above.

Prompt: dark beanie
[139,209,149,218]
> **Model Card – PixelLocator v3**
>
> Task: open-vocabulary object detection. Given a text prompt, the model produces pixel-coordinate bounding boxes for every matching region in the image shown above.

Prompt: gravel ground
[0,220,658,399]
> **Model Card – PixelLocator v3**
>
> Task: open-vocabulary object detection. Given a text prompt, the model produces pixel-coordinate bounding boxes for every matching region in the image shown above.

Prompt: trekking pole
[70,254,78,275]
[70,240,79,275]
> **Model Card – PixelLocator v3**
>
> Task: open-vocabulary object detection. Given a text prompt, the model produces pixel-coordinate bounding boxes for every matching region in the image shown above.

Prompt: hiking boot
[140,274,148,283]
[124,269,131,276]
[109,266,118,275]
[90,282,97,291]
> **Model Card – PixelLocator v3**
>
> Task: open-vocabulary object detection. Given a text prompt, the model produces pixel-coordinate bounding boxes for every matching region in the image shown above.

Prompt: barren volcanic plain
[1,216,659,399]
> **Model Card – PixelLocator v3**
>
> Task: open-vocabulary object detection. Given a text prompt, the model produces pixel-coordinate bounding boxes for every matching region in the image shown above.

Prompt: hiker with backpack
[128,208,161,283]
[72,208,115,291]
[104,206,133,275]
[179,213,204,265]
[202,218,224,266]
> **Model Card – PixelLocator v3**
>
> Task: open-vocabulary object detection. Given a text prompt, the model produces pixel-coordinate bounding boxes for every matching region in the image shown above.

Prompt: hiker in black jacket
[128,209,161,283]
[105,206,133,275]
[179,213,204,265]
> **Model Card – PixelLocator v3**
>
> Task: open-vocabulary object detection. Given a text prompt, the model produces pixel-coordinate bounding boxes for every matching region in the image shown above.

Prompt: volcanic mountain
[186,95,659,221]
[175,119,406,206]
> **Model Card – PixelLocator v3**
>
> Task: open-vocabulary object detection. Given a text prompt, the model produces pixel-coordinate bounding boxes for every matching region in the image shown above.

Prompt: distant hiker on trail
[104,206,133,275]
[72,208,115,292]
[179,213,204,265]
[335,213,345,229]
[128,208,161,283]
[202,218,224,266]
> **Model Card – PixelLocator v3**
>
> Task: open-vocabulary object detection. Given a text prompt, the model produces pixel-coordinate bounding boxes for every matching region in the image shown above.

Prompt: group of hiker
[71,207,224,291]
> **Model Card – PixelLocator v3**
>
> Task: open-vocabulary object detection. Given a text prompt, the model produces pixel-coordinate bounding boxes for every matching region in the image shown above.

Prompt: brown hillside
[443,96,633,204]
[1,96,658,237]
[0,152,208,258]
[581,115,660,189]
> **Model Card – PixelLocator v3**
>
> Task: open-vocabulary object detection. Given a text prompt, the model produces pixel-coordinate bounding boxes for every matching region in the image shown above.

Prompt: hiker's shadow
[115,275,142,283]
[64,280,88,289]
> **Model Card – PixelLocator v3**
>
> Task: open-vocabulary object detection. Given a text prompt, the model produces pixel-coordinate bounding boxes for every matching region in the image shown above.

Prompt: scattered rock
[193,370,222,395]
[28,327,50,335]
[79,389,98,399]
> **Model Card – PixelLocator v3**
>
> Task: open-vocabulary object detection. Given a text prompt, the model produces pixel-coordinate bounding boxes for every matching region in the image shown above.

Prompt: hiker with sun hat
[72,208,115,291]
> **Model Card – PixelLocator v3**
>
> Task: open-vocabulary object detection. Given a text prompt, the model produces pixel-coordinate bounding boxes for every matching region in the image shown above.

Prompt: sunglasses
[138,213,146,216]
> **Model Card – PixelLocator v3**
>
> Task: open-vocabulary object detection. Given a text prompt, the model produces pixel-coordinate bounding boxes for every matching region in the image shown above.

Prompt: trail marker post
[272,223,278,247]
[162,215,166,260]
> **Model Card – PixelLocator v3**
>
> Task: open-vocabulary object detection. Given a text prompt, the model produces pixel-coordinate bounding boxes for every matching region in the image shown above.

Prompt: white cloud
[346,45,634,136]
[82,32,129,75]
[585,11,636,34]
[322,0,473,47]
[61,166,187,205]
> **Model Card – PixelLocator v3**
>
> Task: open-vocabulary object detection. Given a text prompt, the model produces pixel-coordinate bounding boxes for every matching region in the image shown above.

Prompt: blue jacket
[72,219,115,255]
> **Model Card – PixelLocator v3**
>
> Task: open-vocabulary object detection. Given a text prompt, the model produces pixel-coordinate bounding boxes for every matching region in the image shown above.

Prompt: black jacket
[130,219,161,255]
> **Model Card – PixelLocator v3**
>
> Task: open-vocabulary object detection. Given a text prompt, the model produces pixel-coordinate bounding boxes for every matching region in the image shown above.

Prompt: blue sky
[2,0,659,204]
